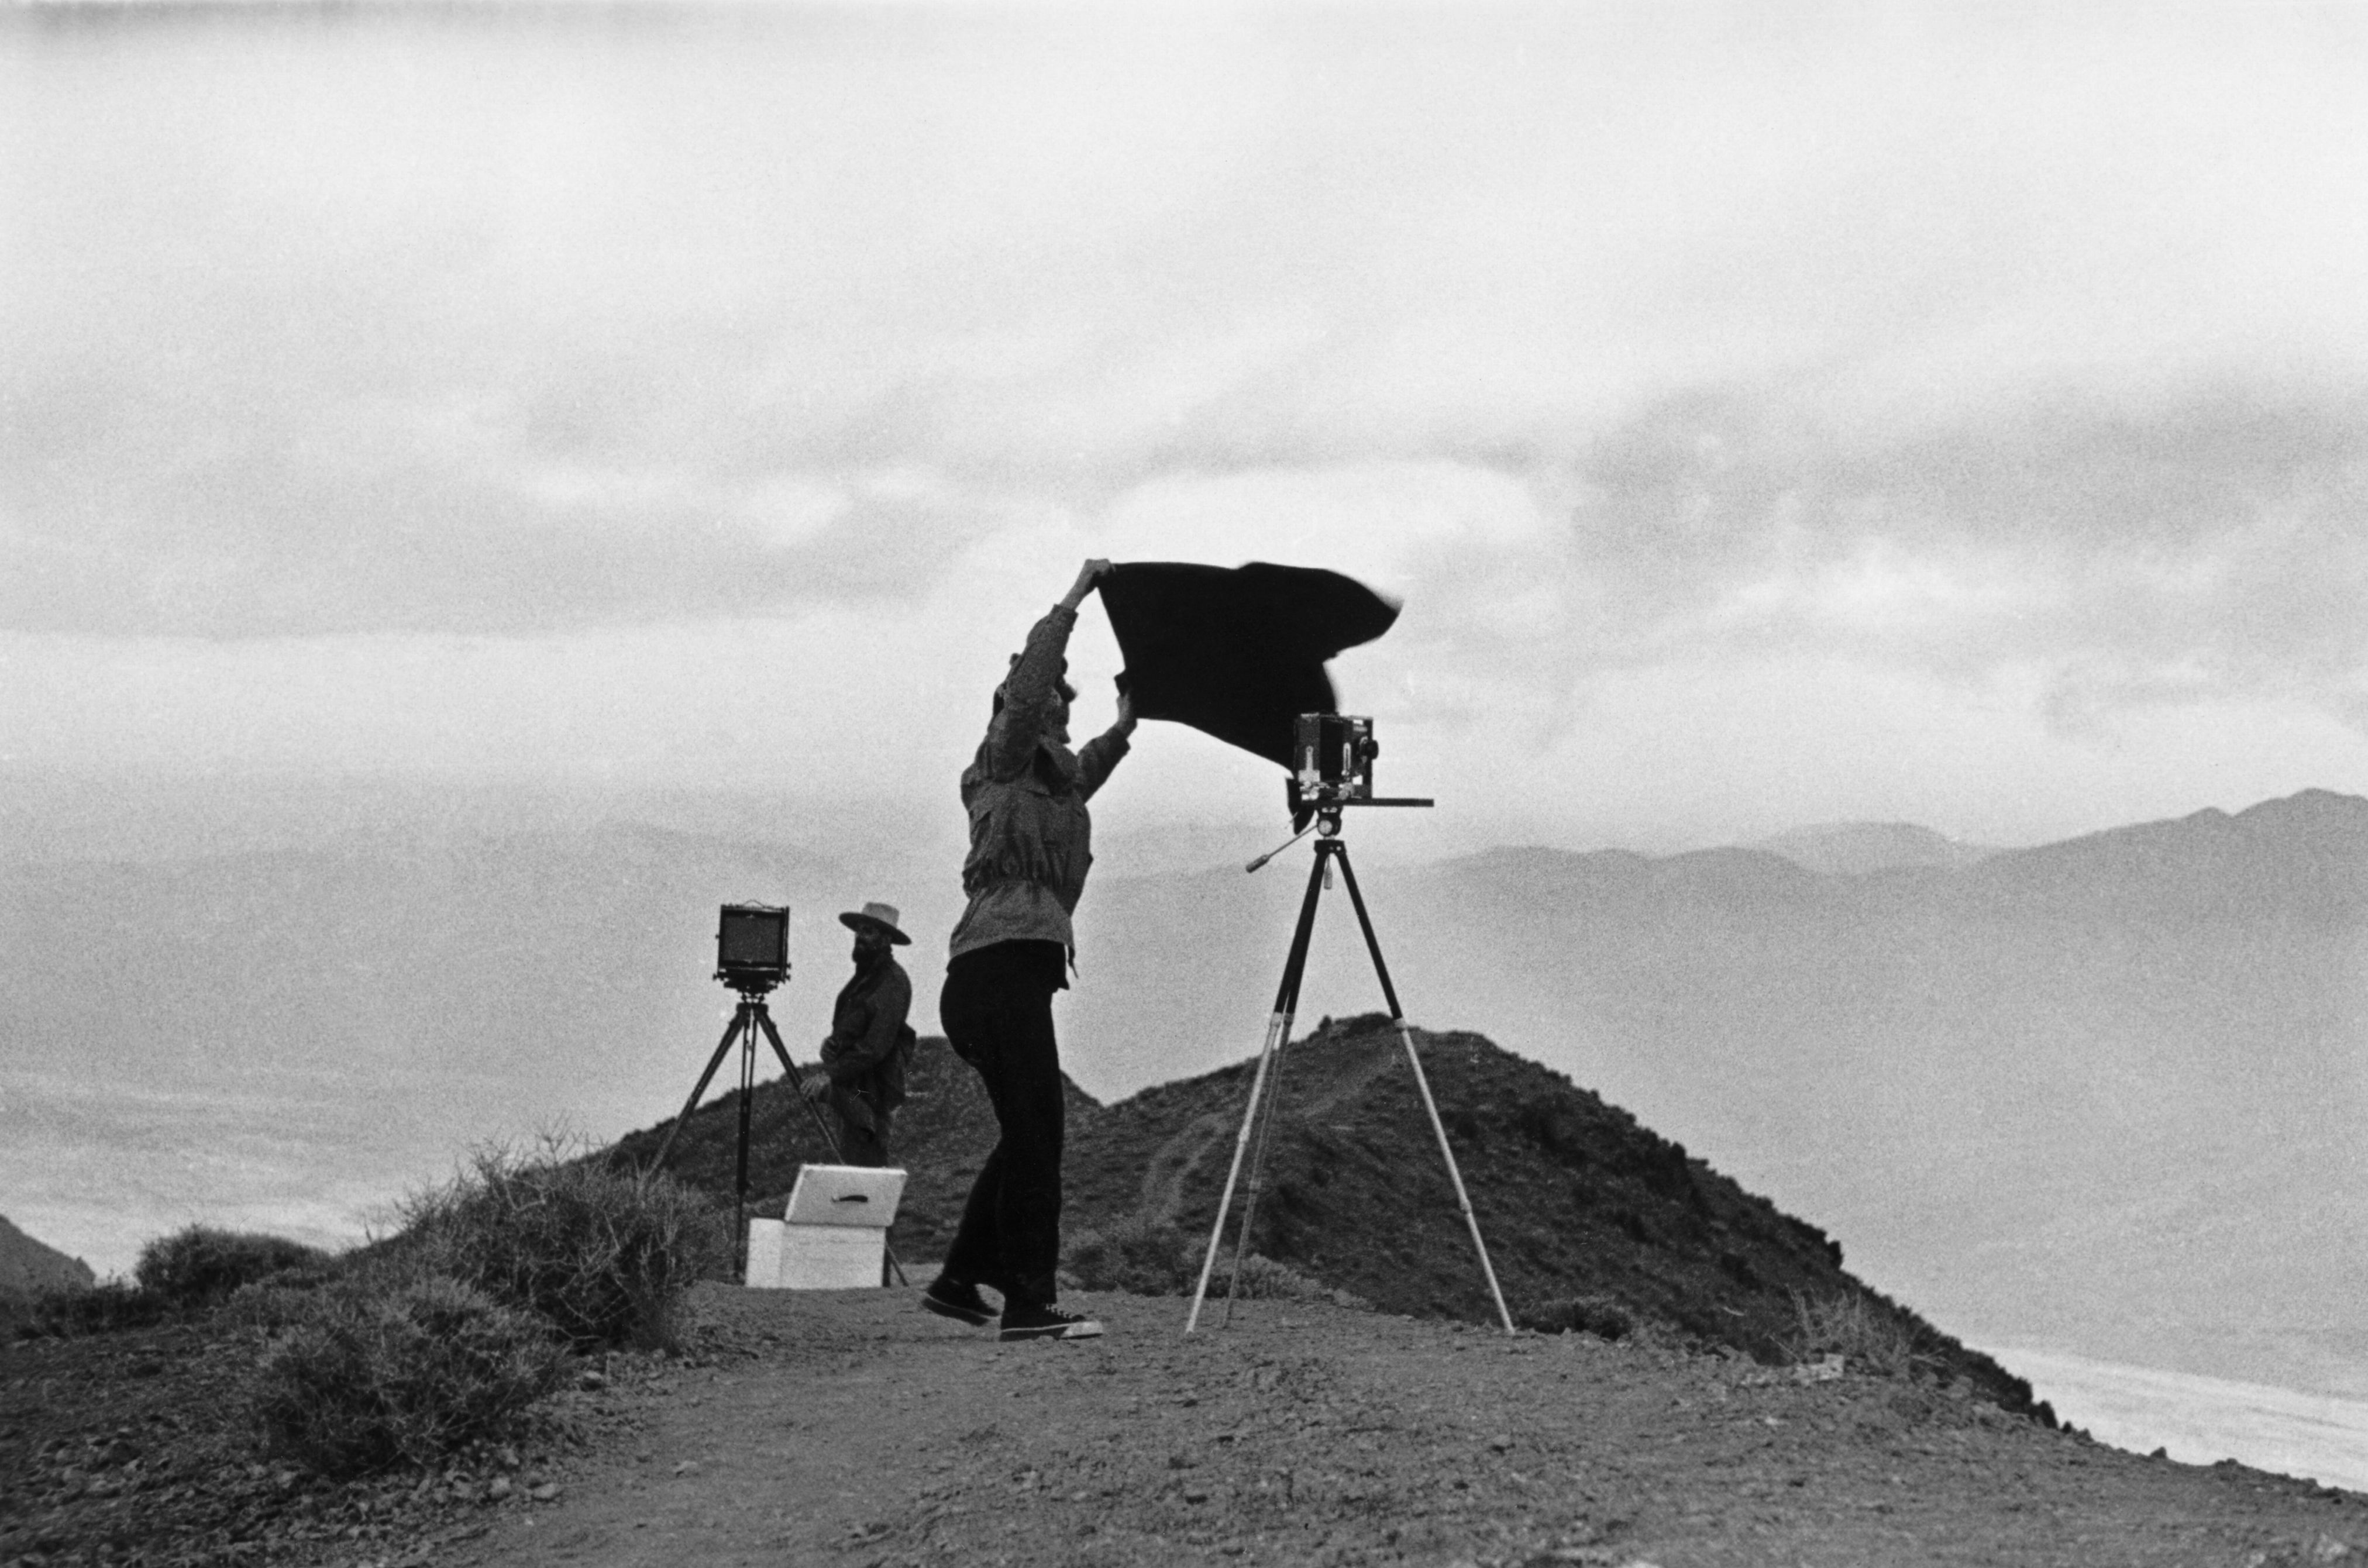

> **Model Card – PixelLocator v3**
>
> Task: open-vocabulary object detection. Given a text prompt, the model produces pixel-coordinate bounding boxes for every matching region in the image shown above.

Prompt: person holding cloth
[800,900,915,1168]
[924,559,1135,1342]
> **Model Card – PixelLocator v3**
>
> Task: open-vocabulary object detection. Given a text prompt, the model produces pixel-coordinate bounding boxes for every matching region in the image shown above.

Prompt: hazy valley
[4,785,2362,1446]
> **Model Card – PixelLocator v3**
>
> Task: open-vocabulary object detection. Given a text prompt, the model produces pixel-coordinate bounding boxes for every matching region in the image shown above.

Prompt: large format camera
[1284,713,1427,832]
[715,902,790,995]
[1293,712,1381,805]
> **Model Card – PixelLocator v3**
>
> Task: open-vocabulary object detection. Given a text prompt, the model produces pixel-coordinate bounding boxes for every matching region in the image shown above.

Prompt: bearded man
[800,900,915,1167]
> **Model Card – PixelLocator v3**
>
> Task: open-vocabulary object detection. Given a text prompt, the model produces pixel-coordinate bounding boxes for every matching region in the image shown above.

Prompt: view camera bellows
[1279,714,1431,836]
[715,902,790,994]
[1294,713,1380,804]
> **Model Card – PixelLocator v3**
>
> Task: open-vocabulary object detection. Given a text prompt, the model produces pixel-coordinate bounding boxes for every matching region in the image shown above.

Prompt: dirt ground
[441,1284,2362,1568]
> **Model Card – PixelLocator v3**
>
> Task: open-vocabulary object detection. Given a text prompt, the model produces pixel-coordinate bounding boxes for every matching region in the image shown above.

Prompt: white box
[784,1164,907,1227]
[780,1224,887,1289]
[744,1218,784,1288]
[741,1166,907,1290]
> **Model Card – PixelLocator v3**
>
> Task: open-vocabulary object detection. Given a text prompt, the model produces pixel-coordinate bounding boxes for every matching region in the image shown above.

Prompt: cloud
[6,0,2368,808]
[1557,379,2368,707]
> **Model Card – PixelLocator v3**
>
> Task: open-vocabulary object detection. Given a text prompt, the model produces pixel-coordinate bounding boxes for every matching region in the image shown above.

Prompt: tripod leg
[648,1008,748,1171]
[734,1025,757,1283]
[1226,842,1327,1325]
[752,1006,849,1160]
[1334,846,1517,1335]
[755,1008,911,1288]
[1188,845,1329,1333]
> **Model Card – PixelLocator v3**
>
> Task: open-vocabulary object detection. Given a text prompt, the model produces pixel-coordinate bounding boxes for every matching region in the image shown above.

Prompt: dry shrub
[13,1280,171,1339]
[1787,1288,1926,1379]
[1065,1217,1354,1307]
[12,1226,331,1340]
[1063,1215,1197,1295]
[399,1143,721,1352]
[219,1259,358,1335]
[1203,1252,1340,1304]
[136,1226,332,1312]
[1516,1295,1634,1341]
[251,1277,565,1477]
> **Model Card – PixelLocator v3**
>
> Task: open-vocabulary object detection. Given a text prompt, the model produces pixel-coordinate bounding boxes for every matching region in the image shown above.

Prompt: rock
[1488,1435,1515,1452]
[529,1484,560,1502]
[2309,1534,2353,1563]
[485,1477,512,1502]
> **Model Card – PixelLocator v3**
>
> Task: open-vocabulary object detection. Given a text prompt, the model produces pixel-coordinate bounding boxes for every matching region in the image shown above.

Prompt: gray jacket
[947,604,1131,962]
[820,952,913,1131]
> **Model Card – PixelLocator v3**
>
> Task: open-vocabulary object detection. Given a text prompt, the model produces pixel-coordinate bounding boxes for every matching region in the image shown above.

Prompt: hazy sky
[6,2,2367,854]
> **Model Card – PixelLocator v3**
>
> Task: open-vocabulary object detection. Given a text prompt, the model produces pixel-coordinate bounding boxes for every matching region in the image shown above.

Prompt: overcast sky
[5,2,2366,855]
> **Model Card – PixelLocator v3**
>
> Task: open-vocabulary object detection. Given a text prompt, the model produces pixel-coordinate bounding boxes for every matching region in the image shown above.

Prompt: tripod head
[1283,713,1430,832]
[1251,712,1433,871]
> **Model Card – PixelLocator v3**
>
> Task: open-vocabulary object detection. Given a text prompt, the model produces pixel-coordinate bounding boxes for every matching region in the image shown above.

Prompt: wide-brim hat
[838,901,911,945]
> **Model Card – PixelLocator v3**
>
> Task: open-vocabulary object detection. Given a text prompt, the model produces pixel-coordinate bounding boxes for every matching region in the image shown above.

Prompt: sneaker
[997,1302,1104,1342]
[921,1277,995,1328]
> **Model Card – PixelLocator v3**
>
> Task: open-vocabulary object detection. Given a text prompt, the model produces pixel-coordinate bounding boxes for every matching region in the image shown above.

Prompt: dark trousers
[833,1110,890,1169]
[939,940,1068,1308]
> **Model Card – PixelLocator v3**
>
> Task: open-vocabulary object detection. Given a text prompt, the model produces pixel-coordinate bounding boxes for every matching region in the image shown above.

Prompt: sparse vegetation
[12,1277,173,1338]
[1063,1215,1361,1307]
[249,1276,567,1477]
[396,1143,724,1352]
[1203,1251,1348,1304]
[9,1226,331,1340]
[1785,1288,1928,1379]
[1515,1294,1634,1341]
[135,1225,332,1312]
[1063,1215,1196,1295]
[10,1145,722,1498]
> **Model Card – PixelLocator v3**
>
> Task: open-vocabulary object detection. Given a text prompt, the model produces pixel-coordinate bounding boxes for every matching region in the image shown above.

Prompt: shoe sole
[997,1321,1104,1342]
[921,1295,994,1328]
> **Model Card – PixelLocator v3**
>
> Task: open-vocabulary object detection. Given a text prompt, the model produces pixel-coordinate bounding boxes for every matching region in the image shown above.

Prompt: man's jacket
[820,953,914,1133]
[947,603,1131,963]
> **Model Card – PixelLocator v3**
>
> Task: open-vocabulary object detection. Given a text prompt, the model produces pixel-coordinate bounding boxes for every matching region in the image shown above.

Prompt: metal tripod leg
[732,1011,757,1280]
[1188,845,1330,1333]
[752,1007,911,1288]
[648,1006,751,1172]
[1333,843,1516,1334]
[1224,843,1330,1325]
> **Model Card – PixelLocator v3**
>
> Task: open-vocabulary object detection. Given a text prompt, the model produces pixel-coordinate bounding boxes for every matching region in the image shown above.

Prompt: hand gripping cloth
[1097,561,1400,767]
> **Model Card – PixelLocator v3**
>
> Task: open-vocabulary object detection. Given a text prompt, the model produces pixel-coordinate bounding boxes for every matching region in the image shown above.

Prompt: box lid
[783,1164,907,1228]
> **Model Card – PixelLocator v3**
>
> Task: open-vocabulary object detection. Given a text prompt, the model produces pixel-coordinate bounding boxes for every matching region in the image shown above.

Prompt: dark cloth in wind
[1097,562,1400,767]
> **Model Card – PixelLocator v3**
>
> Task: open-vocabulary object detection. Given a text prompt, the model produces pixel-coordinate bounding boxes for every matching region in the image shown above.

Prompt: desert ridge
[603,1015,2050,1419]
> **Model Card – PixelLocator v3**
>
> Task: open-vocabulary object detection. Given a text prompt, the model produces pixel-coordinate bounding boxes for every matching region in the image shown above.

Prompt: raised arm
[980,560,1110,780]
[1076,685,1137,801]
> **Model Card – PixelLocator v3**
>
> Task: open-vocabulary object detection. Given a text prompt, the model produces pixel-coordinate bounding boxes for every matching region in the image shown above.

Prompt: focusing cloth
[1099,561,1400,767]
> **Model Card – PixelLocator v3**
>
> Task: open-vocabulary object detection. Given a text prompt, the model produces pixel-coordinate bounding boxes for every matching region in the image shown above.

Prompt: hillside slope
[1067,789,2368,1397]
[604,1017,2046,1417]
[0,1214,92,1296]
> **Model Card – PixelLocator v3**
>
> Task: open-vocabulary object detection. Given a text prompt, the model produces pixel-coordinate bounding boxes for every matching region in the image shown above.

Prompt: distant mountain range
[1751,821,1996,875]
[2,788,2361,1404]
[1065,789,2368,1398]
